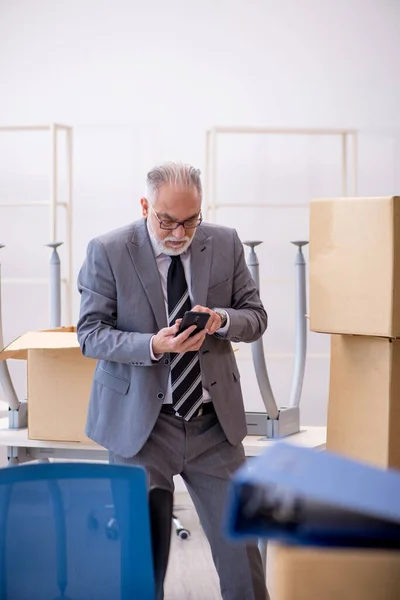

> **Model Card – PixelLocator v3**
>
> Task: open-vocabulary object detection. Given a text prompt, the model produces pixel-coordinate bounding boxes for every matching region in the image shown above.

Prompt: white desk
[243,426,326,455]
[0,418,326,463]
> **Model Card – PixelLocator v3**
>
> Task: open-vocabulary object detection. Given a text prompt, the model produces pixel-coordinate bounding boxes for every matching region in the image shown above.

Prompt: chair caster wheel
[105,517,120,541]
[177,528,190,540]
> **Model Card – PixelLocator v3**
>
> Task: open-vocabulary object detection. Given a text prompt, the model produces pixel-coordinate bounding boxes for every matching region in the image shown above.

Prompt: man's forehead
[153,186,201,219]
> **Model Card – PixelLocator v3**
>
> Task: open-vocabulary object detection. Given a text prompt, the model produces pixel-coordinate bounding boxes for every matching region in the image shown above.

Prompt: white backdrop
[1,0,400,427]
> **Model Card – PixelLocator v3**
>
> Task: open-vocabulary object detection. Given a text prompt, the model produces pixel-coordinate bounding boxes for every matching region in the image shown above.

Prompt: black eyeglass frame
[149,204,203,231]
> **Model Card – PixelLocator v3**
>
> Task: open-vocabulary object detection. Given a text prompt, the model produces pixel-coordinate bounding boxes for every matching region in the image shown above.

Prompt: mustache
[163,236,190,243]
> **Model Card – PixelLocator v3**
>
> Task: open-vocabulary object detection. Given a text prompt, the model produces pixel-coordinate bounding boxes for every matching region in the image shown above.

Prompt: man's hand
[191,305,224,335]
[152,319,208,355]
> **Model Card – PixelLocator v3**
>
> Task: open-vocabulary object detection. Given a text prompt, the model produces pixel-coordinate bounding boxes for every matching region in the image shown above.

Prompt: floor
[167,494,274,599]
[165,492,222,599]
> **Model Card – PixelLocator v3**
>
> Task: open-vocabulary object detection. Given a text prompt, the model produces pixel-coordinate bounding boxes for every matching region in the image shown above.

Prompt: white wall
[0,0,400,426]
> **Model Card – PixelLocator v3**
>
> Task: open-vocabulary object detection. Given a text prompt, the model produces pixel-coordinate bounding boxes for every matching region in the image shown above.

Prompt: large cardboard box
[273,544,400,600]
[309,196,400,337]
[326,334,400,469]
[0,327,96,443]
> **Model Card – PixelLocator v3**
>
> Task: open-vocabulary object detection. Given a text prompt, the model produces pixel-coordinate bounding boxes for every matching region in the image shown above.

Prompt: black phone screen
[177,311,209,336]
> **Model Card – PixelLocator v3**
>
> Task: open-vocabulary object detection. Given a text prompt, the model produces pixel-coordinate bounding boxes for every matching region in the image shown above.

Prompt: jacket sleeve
[219,229,268,344]
[76,238,155,365]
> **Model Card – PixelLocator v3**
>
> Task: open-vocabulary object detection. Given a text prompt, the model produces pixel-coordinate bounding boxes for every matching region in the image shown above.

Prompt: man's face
[141,184,202,255]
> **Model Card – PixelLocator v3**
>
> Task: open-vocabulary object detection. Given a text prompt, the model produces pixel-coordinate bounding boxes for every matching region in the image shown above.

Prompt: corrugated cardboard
[273,544,400,600]
[0,327,95,443]
[309,196,400,337]
[327,334,400,469]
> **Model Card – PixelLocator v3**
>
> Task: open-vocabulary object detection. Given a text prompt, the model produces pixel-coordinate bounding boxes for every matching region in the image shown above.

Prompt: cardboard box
[309,196,400,337]
[0,327,96,443]
[327,334,400,469]
[272,544,400,600]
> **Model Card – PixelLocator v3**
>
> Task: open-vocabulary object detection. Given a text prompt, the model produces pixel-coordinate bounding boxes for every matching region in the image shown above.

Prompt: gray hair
[145,161,202,204]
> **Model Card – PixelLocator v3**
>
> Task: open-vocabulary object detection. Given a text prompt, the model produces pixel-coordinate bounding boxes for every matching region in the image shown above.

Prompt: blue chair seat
[0,462,171,600]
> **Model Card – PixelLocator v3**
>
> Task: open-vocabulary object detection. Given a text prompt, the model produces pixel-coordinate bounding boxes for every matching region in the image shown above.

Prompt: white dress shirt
[147,225,229,405]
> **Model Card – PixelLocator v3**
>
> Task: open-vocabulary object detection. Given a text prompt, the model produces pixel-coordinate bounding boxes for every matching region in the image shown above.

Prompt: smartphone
[176,311,210,337]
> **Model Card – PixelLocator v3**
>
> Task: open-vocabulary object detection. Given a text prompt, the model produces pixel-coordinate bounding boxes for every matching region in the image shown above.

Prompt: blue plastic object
[225,443,400,550]
[0,462,155,599]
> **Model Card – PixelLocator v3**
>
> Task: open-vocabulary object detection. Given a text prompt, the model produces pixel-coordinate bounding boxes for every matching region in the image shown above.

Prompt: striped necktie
[167,255,203,420]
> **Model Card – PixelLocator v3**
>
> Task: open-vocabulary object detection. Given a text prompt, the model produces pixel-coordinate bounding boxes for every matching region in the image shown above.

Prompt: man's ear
[140,197,149,218]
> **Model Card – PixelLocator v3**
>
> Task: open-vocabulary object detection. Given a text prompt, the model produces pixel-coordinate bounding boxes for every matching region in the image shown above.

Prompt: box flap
[0,330,80,361]
[40,326,77,334]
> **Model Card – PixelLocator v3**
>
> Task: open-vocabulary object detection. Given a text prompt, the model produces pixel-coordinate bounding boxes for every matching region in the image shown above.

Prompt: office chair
[0,462,173,600]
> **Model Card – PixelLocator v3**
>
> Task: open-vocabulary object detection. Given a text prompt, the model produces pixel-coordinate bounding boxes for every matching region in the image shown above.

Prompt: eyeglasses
[149,204,202,230]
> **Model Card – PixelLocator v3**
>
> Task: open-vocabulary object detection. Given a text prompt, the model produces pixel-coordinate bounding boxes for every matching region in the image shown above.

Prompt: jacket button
[157,392,164,400]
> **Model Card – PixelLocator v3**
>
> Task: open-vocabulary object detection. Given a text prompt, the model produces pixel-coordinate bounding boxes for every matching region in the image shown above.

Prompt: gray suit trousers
[109,410,269,600]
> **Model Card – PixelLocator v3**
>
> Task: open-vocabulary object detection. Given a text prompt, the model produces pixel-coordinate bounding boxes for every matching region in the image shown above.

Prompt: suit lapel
[126,220,167,331]
[190,227,213,308]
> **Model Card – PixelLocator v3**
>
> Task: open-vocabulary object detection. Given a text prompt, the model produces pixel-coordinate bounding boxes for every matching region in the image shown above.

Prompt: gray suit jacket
[77,219,267,458]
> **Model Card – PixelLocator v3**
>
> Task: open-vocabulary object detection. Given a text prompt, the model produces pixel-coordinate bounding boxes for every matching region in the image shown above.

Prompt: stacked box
[272,544,400,600]
[327,334,400,469]
[309,196,400,339]
[309,195,400,467]
[273,197,400,599]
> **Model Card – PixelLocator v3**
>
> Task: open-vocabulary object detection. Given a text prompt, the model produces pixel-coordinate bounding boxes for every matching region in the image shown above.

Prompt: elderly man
[77,162,269,600]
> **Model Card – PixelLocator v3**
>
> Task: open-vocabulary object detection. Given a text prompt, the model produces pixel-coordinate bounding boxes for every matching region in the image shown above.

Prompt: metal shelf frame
[204,126,358,221]
[0,123,73,325]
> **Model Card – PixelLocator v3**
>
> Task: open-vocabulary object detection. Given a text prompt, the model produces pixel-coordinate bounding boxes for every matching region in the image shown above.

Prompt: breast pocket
[207,278,232,307]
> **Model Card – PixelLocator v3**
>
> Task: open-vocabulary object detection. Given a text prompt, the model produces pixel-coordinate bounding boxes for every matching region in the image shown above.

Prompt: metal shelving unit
[0,123,73,325]
[204,125,358,222]
[202,125,358,446]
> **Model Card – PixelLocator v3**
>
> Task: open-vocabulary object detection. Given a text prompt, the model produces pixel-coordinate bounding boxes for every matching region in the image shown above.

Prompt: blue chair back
[0,462,155,600]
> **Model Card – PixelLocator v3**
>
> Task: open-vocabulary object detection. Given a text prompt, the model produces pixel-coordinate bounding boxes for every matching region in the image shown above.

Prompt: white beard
[147,219,195,256]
